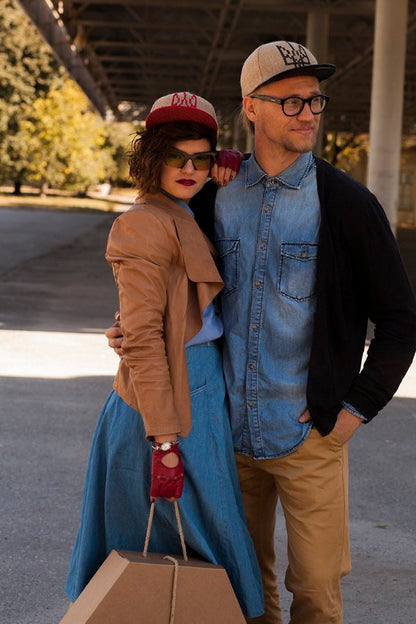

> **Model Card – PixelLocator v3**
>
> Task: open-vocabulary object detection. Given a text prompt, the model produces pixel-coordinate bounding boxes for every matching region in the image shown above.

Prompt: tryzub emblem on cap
[171,92,198,108]
[240,40,336,96]
[276,42,312,69]
[145,91,218,132]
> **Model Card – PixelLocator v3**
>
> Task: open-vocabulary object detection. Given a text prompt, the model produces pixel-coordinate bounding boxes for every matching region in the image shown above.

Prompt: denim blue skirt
[65,342,263,617]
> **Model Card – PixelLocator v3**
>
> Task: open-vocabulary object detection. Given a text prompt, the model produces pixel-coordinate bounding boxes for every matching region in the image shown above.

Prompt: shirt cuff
[341,401,367,421]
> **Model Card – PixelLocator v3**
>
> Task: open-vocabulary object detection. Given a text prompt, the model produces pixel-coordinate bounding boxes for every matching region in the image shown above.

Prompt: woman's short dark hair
[128,121,217,193]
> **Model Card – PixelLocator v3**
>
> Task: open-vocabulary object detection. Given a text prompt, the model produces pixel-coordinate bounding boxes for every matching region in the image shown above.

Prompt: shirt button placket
[246,181,277,451]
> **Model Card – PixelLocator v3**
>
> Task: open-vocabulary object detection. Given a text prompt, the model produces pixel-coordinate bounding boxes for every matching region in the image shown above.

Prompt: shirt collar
[161,188,195,217]
[245,151,315,190]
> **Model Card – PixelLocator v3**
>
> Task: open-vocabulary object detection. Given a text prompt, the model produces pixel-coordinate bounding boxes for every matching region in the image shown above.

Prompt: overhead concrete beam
[16,0,111,118]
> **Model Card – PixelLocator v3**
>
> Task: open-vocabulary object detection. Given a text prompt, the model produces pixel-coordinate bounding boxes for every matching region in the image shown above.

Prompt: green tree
[1,0,138,193]
[0,0,61,191]
[323,132,368,172]
[105,122,141,187]
[19,79,116,194]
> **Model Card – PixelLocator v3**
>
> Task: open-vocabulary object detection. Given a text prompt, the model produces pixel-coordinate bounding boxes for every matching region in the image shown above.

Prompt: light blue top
[215,152,319,459]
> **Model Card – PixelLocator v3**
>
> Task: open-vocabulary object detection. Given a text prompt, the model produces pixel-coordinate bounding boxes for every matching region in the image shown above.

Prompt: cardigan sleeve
[311,159,416,428]
[338,180,416,419]
[105,210,182,437]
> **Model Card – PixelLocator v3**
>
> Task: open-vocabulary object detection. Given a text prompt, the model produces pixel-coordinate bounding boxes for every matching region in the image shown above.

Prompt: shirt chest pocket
[278,242,318,301]
[215,239,240,296]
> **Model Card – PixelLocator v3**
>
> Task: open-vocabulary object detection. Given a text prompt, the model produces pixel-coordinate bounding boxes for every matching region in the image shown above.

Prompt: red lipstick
[177,179,196,186]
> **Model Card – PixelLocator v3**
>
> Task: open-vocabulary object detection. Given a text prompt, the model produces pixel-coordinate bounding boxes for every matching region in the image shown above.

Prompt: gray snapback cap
[241,41,336,96]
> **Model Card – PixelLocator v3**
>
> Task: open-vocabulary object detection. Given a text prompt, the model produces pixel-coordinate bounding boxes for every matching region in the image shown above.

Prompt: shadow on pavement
[0,214,119,333]
[1,375,113,624]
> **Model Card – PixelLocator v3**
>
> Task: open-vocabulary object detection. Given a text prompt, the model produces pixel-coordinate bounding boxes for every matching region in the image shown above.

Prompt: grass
[0,185,136,213]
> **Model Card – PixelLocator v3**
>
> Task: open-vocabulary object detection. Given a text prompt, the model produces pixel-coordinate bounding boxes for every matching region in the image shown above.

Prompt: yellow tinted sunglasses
[164,148,217,171]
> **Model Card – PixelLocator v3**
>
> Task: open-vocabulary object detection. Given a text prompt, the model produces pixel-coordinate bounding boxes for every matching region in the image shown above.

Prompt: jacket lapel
[148,193,223,286]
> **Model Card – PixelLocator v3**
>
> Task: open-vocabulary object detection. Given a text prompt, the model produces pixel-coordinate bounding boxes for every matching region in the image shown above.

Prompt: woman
[65,92,263,618]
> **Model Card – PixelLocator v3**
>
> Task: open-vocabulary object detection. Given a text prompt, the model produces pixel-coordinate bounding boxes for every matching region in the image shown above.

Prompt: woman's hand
[211,148,244,187]
[151,439,184,502]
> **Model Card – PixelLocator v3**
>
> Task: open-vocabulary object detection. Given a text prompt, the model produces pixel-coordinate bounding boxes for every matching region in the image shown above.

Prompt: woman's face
[160,138,213,203]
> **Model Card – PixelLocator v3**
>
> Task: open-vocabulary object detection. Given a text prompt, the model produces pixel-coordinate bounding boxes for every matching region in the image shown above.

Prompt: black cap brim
[262,63,336,87]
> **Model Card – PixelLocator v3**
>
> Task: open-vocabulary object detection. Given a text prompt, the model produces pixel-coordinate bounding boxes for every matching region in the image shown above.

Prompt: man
[107,41,416,624]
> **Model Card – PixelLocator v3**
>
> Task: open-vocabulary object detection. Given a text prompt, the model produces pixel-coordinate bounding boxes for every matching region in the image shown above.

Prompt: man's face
[244,74,323,159]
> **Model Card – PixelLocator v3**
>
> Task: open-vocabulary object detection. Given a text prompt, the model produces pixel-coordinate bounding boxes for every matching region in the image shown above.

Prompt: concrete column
[306,10,330,157]
[367,0,408,232]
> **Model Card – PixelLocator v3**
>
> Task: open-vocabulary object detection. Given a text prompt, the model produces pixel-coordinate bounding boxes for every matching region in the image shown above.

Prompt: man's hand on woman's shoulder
[106,312,124,356]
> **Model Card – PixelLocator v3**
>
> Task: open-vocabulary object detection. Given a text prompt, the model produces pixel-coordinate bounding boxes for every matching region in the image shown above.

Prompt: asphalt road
[0,207,415,624]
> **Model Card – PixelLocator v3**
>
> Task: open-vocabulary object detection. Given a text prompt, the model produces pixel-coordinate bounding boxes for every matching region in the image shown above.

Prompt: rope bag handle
[142,500,188,624]
[143,500,188,561]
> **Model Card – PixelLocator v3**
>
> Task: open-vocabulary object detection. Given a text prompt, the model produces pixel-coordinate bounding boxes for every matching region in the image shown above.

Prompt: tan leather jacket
[105,192,223,439]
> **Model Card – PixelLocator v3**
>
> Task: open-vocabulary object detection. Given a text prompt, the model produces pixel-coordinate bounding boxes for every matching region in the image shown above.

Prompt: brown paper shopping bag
[60,501,245,623]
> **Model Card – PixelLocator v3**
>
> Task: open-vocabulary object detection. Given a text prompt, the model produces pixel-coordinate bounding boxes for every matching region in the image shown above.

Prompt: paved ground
[0,206,415,624]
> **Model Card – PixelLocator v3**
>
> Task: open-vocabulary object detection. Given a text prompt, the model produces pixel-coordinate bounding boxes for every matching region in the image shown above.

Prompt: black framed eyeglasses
[163,148,217,171]
[249,94,330,117]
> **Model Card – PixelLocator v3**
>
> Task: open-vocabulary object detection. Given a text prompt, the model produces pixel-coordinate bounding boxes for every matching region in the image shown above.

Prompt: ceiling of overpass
[17,0,416,135]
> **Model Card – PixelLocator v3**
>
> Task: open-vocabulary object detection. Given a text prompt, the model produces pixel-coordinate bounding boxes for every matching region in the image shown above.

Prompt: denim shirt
[215,152,320,459]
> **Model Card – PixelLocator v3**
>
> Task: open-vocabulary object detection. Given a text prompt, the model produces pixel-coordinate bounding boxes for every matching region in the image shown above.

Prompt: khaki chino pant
[239,428,351,624]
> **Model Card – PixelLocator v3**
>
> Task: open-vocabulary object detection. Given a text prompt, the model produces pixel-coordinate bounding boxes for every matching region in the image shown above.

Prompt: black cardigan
[190,158,416,435]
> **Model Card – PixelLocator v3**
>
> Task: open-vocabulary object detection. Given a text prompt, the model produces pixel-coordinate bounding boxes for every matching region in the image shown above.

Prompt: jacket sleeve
[342,188,416,420]
[105,210,182,437]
